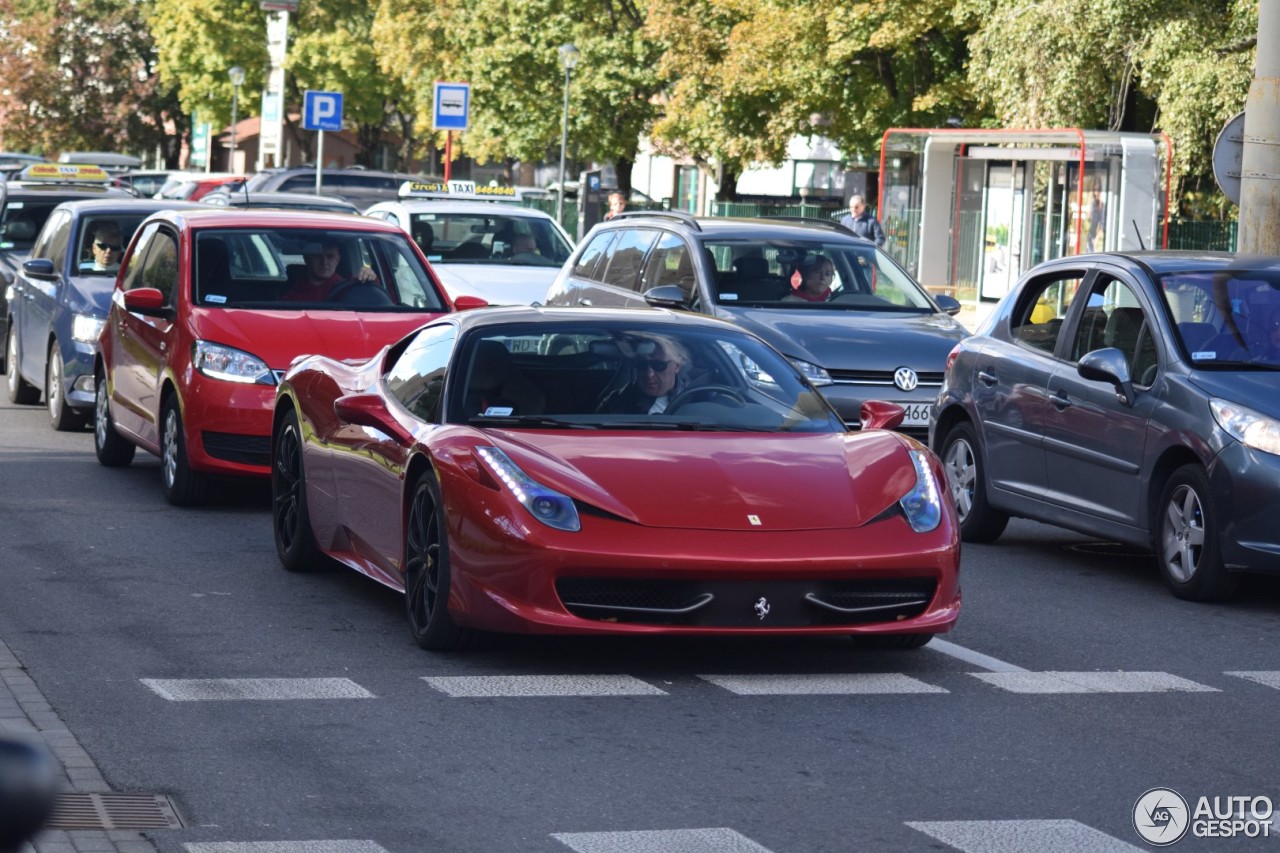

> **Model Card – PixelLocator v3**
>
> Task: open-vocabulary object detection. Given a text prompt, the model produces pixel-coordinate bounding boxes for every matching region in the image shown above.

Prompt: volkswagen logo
[893,367,919,392]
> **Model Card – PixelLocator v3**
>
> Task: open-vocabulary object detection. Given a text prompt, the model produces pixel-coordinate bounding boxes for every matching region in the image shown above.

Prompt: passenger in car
[596,335,691,415]
[783,253,835,302]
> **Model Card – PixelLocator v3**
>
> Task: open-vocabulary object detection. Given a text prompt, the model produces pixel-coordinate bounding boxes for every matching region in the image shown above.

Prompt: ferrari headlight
[71,313,105,343]
[476,446,580,532]
[193,340,275,385]
[788,357,832,387]
[899,449,943,533]
[1210,398,1280,456]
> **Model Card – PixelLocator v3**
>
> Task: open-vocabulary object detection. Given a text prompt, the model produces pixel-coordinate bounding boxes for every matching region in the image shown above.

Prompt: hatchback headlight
[788,357,832,386]
[899,450,943,533]
[193,340,275,385]
[1210,398,1280,456]
[71,313,105,343]
[477,446,580,532]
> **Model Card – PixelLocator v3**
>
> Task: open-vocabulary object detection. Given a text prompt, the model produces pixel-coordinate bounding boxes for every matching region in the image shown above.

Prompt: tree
[0,0,185,163]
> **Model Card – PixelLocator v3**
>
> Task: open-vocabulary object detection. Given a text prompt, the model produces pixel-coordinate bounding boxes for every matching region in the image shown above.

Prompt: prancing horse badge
[754,597,771,619]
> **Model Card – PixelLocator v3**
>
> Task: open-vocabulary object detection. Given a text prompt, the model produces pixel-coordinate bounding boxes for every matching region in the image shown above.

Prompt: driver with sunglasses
[81,222,125,274]
[597,334,692,415]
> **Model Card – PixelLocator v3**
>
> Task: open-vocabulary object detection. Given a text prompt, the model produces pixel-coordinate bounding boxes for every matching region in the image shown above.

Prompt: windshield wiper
[469,414,598,429]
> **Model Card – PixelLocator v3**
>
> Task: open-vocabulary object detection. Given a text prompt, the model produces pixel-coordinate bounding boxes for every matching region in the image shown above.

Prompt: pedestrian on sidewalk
[840,195,886,247]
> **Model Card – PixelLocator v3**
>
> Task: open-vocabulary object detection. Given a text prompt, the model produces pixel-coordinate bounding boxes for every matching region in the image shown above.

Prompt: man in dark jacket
[839,195,886,247]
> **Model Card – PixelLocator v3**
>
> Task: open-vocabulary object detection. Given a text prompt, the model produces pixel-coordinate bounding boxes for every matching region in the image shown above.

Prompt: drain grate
[47,793,184,830]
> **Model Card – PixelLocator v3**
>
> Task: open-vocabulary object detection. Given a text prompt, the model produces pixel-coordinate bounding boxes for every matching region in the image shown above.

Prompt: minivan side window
[572,231,618,281]
[600,228,660,292]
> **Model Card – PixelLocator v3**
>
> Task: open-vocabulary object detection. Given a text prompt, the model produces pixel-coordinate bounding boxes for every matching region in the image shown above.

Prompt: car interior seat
[463,341,545,416]
[196,238,233,302]
[450,240,491,260]
[3,216,36,242]
[412,222,434,255]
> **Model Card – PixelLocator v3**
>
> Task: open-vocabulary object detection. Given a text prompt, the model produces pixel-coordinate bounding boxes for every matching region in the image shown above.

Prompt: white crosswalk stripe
[141,678,375,701]
[422,674,667,697]
[185,843,391,853]
[907,819,1145,851]
[1225,671,1280,689]
[698,673,947,695]
[552,828,774,852]
[970,671,1218,694]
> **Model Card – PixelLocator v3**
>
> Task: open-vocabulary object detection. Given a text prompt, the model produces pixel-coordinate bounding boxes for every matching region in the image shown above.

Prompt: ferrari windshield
[1158,269,1280,367]
[388,320,847,432]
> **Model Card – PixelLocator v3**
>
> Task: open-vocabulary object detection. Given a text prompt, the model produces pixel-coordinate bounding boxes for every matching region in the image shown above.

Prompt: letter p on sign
[303,90,344,132]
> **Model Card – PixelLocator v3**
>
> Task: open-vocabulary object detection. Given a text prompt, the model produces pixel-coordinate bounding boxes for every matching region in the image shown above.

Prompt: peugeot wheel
[1157,464,1238,601]
[940,421,1008,542]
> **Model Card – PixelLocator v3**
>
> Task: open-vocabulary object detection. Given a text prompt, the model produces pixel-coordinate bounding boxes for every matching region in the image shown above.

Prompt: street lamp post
[228,66,245,172]
[556,44,579,225]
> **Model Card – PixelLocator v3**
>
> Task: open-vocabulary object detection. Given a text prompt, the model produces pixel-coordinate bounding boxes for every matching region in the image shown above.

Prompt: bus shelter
[878,128,1171,303]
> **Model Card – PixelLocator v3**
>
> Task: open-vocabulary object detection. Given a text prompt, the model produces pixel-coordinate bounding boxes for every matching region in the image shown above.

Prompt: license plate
[894,402,932,426]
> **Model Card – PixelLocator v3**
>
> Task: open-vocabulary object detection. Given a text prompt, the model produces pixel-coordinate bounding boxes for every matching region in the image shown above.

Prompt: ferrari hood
[431,264,557,306]
[191,308,440,369]
[496,430,917,531]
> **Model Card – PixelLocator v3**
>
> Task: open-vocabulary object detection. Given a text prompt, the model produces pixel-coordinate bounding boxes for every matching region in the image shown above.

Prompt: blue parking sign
[303,90,343,132]
[433,82,470,131]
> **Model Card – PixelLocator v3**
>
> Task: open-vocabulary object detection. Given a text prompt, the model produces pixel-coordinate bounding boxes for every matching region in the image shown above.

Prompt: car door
[16,209,72,386]
[573,228,660,308]
[972,268,1087,499]
[1040,271,1160,528]
[108,224,179,447]
[544,229,617,306]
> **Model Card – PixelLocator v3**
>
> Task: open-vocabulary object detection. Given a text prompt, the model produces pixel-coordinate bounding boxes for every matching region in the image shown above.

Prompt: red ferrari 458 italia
[95,209,467,505]
[271,306,960,650]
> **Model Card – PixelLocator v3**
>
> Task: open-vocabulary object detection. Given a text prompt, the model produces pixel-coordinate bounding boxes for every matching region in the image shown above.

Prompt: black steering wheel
[665,384,747,411]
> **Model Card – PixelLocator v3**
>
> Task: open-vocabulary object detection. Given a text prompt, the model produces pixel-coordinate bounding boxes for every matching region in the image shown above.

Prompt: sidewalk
[0,639,157,853]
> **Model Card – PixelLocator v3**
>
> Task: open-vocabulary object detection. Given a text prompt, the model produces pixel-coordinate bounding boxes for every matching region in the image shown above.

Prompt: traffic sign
[1213,111,1246,206]
[433,82,470,132]
[303,90,344,132]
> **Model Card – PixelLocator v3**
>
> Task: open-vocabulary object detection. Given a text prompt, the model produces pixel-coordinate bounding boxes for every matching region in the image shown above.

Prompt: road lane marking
[141,678,375,701]
[971,671,1218,693]
[929,639,1028,672]
[552,828,774,852]
[907,819,1144,851]
[422,675,667,697]
[185,844,391,853]
[1225,671,1280,689]
[698,673,947,695]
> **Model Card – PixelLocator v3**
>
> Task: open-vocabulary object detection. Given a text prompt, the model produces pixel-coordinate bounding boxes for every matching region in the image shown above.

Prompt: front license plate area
[893,402,932,426]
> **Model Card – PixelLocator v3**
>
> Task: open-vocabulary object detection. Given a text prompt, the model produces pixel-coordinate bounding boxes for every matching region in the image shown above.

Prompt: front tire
[404,474,477,651]
[272,410,325,571]
[6,326,39,405]
[94,372,135,467]
[1157,464,1238,601]
[47,343,86,431]
[940,421,1009,543]
[160,396,206,506]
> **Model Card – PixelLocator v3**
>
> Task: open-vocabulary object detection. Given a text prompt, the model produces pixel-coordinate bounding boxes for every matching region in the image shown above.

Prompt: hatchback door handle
[977,369,997,386]
[1049,390,1072,410]
[579,298,593,307]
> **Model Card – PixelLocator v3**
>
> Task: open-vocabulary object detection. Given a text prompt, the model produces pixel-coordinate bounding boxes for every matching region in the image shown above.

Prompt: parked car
[366,181,575,305]
[931,251,1280,601]
[1,166,131,369]
[200,189,359,214]
[94,209,468,506]
[6,198,203,429]
[153,172,245,201]
[113,170,176,198]
[242,167,436,208]
[271,305,959,650]
[543,211,966,440]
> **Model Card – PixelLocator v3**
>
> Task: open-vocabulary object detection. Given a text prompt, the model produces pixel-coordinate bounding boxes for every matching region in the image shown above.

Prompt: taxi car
[6,198,202,429]
[272,306,959,650]
[543,212,966,441]
[365,180,574,306]
[94,209,464,505]
[1,164,132,370]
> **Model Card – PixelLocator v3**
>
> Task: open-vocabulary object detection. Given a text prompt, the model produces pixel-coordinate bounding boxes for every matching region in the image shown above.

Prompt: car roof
[1035,250,1280,277]
[1,183,132,201]
[370,199,555,219]
[52,198,207,215]
[207,190,358,209]
[445,303,748,335]
[147,207,407,232]
[596,211,860,241]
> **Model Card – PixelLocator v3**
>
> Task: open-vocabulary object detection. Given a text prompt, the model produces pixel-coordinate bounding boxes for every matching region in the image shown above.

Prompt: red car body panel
[279,328,962,638]
[99,209,453,478]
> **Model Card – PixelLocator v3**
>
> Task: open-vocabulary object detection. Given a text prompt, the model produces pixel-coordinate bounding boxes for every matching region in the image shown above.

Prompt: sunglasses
[94,241,122,251]
[634,357,671,373]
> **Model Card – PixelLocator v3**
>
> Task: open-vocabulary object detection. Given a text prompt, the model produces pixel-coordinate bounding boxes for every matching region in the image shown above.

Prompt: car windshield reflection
[1159,270,1280,367]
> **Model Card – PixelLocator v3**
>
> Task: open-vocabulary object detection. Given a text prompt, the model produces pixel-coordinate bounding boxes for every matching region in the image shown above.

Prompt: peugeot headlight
[193,340,275,385]
[71,313,105,343]
[788,357,832,386]
[476,446,580,532]
[899,449,943,533]
[1210,398,1280,456]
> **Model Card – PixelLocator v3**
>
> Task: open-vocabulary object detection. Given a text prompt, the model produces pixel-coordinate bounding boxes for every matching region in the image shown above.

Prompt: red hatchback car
[95,209,461,505]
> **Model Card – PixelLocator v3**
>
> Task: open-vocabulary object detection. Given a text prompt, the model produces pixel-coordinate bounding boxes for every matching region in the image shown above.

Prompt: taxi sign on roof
[18,163,111,183]
[398,180,521,201]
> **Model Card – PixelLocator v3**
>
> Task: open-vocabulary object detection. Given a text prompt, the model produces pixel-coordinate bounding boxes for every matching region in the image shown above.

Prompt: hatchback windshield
[192,228,446,311]
[703,239,935,311]
[1159,269,1280,367]
[410,212,572,268]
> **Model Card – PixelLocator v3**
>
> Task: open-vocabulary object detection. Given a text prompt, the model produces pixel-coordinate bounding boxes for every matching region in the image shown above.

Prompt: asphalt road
[2,395,1279,853]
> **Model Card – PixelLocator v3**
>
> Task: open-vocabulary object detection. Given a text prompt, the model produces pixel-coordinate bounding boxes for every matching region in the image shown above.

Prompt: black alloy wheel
[272,410,325,571]
[404,474,476,651]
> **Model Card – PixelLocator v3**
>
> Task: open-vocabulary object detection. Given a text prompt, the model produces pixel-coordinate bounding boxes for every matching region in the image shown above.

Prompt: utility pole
[1238,0,1280,253]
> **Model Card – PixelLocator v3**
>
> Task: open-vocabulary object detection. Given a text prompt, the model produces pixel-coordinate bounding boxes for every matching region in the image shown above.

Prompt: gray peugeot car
[543,212,967,440]
[931,251,1280,601]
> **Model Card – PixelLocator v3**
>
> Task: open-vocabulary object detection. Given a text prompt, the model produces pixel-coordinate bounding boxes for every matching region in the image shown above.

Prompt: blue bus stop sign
[303,91,343,132]
[433,82,470,132]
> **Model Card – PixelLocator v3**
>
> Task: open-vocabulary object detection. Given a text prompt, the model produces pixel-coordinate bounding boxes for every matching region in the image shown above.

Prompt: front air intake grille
[828,369,945,386]
[556,577,936,628]
[201,431,271,466]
